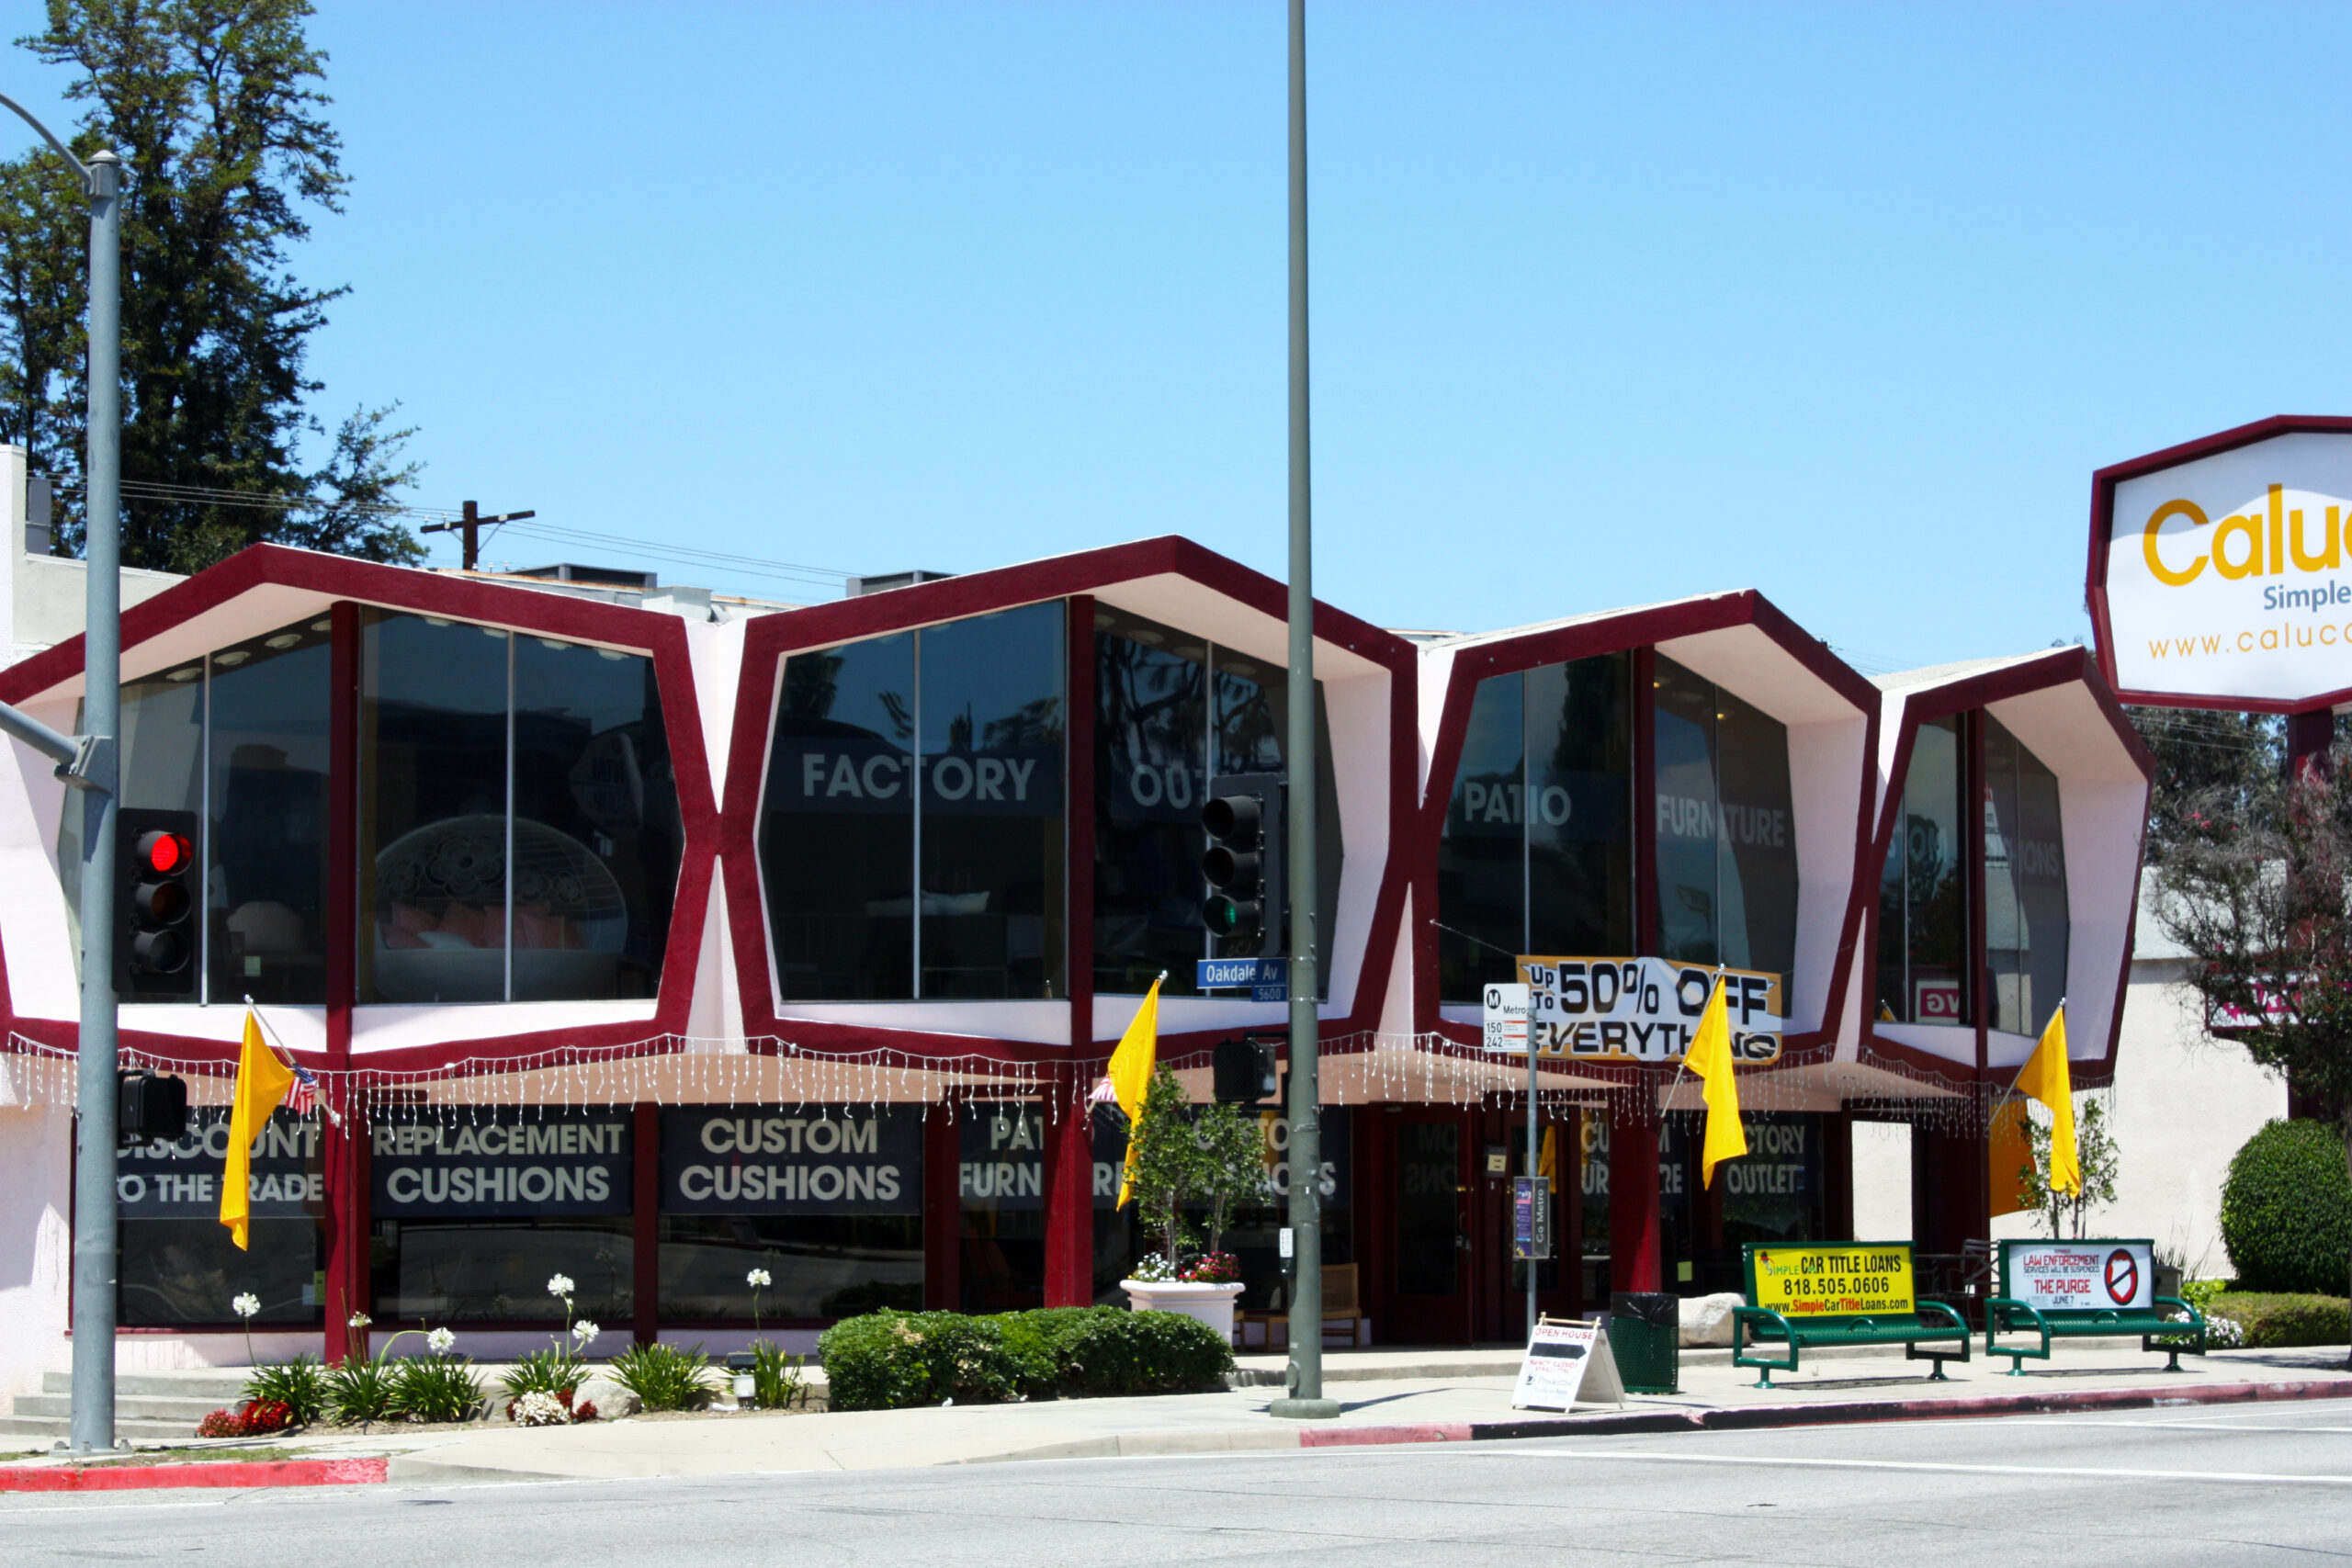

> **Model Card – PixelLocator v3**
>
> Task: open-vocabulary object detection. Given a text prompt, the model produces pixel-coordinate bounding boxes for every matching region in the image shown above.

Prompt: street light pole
[0,93,125,1455]
[1270,0,1338,1423]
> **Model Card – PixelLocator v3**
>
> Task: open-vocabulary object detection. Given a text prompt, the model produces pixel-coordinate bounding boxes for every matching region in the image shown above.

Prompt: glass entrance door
[1387,1113,1470,1343]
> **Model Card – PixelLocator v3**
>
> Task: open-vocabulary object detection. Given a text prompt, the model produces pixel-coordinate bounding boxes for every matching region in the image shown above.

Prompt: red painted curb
[1299,1423,1471,1448]
[0,1457,388,1492]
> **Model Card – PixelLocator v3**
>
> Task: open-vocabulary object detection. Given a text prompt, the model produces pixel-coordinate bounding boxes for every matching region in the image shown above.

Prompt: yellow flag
[220,1010,295,1251]
[1686,975,1747,1190]
[1109,976,1161,1209]
[2013,1002,2078,1198]
[1537,1124,1558,1188]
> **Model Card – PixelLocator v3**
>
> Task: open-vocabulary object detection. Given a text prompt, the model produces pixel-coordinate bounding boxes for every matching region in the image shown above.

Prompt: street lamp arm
[0,90,93,190]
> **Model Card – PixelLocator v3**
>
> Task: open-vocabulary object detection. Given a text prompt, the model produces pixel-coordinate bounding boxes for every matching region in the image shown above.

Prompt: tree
[0,0,421,574]
[2129,706,2279,864]
[1124,1064,1201,1269]
[2148,747,2352,1363]
[2015,1096,2120,1240]
[1192,1102,1270,1259]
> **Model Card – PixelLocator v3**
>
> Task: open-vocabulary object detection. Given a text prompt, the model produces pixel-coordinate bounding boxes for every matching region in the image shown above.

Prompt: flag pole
[241,995,342,1127]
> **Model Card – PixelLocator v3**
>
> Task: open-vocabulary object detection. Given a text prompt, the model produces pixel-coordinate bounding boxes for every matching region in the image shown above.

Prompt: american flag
[287,1063,320,1118]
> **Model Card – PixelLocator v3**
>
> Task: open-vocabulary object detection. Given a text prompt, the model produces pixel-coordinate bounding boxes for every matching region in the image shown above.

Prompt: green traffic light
[1204,895,1242,935]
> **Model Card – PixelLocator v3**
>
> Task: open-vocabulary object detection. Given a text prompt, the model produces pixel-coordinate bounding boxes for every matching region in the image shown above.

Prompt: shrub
[242,1355,330,1427]
[393,1356,486,1424]
[746,1339,808,1410]
[818,1311,1032,1411]
[819,1306,1235,1411]
[2204,1292,2352,1348]
[327,1351,401,1426]
[195,1399,293,1438]
[2220,1119,2352,1294]
[609,1341,718,1413]
[499,1348,585,1402]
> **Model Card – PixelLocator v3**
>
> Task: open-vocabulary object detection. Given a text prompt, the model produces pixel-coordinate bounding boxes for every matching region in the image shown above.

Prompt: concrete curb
[0,1457,387,1492]
[384,1457,573,1486]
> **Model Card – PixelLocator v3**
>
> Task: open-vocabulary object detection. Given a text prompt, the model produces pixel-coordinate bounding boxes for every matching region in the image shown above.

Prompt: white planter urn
[1121,1278,1246,1341]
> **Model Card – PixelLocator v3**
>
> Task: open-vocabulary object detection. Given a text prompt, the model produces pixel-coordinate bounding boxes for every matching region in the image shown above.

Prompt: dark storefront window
[368,1107,635,1323]
[1877,716,1967,1025]
[955,1102,1139,1310]
[1093,608,1341,998]
[1984,716,2069,1036]
[115,1108,323,1325]
[1395,1120,1461,1296]
[361,611,677,1004]
[61,615,333,1003]
[1651,656,1797,982]
[1661,1111,1826,1295]
[658,1106,923,1320]
[762,605,1065,1001]
[1437,654,1632,1001]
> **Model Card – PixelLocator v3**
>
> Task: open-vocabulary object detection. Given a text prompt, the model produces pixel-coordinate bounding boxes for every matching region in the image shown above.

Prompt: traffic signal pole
[1269,0,1338,1422]
[0,96,124,1454]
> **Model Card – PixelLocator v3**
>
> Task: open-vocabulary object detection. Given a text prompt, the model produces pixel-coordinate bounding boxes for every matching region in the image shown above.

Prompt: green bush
[609,1341,718,1413]
[392,1356,486,1423]
[499,1348,586,1402]
[819,1306,1235,1411]
[327,1352,401,1426]
[243,1355,331,1427]
[2220,1120,2352,1294]
[2205,1292,2352,1348]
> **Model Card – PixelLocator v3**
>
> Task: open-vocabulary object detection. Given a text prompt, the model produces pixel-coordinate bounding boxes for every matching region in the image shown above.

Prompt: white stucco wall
[0,1106,74,1401]
[1851,1120,1912,1240]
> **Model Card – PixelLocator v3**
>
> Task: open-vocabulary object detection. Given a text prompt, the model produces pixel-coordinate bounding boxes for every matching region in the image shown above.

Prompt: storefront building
[0,511,2149,1381]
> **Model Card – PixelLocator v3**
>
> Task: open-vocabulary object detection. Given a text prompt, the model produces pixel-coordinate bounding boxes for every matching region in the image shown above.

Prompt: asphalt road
[3,1403,2347,1566]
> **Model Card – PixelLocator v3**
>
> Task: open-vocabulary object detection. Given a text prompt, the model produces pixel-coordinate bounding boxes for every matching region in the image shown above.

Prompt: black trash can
[1608,1292,1681,1394]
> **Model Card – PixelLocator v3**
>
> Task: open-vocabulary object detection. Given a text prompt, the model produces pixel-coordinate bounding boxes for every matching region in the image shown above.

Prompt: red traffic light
[137,830,192,875]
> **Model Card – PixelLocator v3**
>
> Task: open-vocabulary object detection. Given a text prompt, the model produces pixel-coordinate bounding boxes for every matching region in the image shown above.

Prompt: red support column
[322,601,363,1365]
[2289,707,2333,782]
[1041,1066,1093,1306]
[1045,596,1098,1308]
[924,1101,961,1310]
[1608,1100,1661,1293]
[632,1103,660,1346]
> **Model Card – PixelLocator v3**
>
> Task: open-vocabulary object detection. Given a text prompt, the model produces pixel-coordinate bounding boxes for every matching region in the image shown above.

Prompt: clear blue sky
[20,2,2352,671]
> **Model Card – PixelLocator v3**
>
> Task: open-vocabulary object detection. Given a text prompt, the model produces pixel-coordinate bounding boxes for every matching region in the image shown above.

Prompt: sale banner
[2000,1240,2154,1313]
[1749,1245,1916,1318]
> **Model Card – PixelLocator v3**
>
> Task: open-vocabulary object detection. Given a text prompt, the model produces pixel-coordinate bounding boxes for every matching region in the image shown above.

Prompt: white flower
[426,1327,457,1354]
[231,1292,260,1319]
[347,1311,372,1330]
[571,1319,601,1348]
[746,1269,772,1289]
[511,1390,570,1427]
[547,1273,575,1298]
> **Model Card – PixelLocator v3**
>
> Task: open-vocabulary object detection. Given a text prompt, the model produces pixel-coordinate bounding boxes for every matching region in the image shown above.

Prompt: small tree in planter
[1192,1101,1271,1276]
[1125,1064,1202,1273]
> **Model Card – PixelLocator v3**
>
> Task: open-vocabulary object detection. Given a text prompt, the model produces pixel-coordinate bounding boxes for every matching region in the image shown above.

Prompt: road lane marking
[1484,1449,2352,1486]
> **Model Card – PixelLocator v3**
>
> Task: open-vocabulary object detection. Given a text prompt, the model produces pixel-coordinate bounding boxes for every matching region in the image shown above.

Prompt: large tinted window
[1984,716,2068,1035]
[1651,657,1798,980]
[1436,655,1632,1002]
[61,615,332,1004]
[761,604,1065,1001]
[514,636,680,998]
[1877,715,1967,1025]
[1092,608,1341,998]
[362,610,677,1004]
[209,618,331,1004]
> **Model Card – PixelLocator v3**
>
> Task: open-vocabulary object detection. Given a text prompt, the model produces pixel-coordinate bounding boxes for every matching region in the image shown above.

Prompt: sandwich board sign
[1510,1317,1624,1412]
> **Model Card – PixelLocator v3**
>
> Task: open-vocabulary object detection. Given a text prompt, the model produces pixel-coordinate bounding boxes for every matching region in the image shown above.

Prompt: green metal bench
[1731,1241,1970,1389]
[1984,1238,2206,1374]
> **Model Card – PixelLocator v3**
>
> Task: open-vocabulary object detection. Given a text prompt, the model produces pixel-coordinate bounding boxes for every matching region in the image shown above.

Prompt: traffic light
[1212,1035,1281,1105]
[117,1067,188,1149]
[118,808,198,998]
[1200,772,1283,957]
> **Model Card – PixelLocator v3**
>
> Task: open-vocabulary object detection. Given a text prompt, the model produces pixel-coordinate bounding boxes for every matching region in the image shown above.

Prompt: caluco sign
[2093,418,2352,708]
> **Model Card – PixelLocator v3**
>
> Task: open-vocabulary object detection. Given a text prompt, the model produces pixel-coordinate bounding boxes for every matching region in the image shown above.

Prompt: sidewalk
[85,1340,2343,1487]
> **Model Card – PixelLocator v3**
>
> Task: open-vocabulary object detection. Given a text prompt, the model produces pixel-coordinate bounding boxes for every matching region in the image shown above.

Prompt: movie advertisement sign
[2000,1239,2154,1313]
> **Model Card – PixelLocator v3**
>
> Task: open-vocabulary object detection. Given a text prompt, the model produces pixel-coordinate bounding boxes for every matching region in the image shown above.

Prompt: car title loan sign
[2094,420,2352,708]
[1512,956,1782,1065]
[1750,1245,1916,1318]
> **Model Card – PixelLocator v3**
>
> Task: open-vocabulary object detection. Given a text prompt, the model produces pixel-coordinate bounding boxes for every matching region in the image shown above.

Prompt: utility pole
[1269,0,1338,1423]
[0,93,125,1455]
[421,500,535,570]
